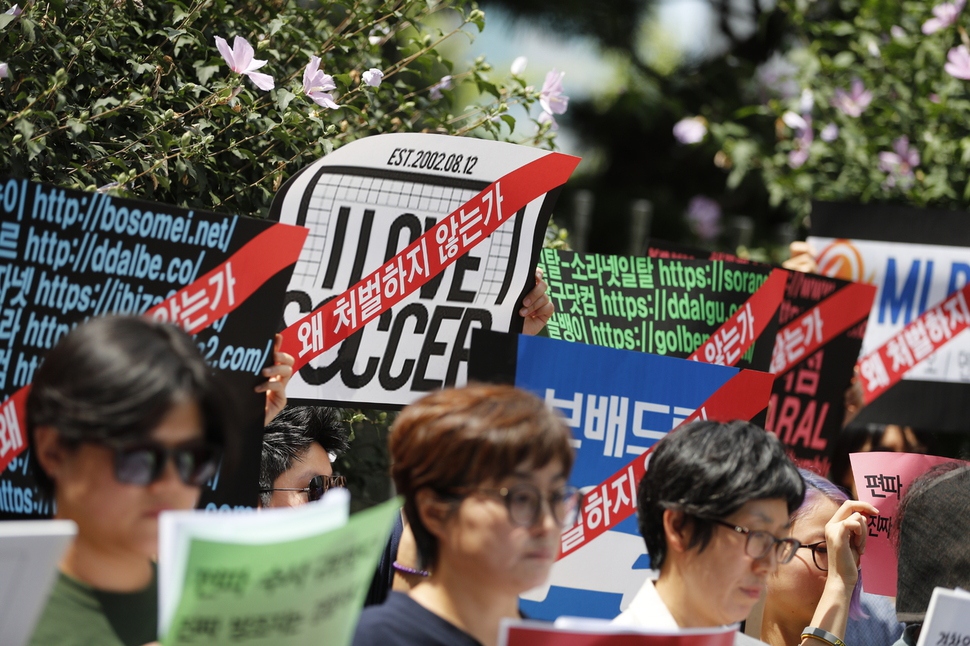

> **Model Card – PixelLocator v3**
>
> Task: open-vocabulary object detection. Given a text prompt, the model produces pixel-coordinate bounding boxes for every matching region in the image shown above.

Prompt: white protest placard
[916,587,970,646]
[270,133,577,408]
[0,519,76,646]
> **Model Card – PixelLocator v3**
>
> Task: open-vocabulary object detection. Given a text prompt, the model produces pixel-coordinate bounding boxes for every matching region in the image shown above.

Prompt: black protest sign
[537,247,778,371]
[765,271,871,474]
[0,178,303,518]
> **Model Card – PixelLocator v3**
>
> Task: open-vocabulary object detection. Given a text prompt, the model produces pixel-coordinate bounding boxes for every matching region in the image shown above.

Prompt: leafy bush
[694,0,970,223]
[0,0,556,218]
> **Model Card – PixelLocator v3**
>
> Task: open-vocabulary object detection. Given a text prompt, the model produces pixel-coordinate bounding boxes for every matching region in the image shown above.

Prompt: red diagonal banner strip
[557,369,776,559]
[279,152,581,369]
[770,281,877,377]
[0,222,308,473]
[688,268,788,366]
[856,282,970,405]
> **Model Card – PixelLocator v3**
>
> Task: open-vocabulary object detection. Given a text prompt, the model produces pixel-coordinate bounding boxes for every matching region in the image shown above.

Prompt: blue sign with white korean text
[511,334,739,621]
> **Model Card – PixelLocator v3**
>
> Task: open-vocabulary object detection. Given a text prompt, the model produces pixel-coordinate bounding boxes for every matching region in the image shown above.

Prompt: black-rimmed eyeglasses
[798,541,828,571]
[706,517,801,563]
[261,474,347,502]
[470,483,581,528]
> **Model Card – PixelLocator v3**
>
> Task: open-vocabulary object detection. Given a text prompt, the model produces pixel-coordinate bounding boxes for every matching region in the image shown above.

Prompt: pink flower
[831,78,873,117]
[0,62,8,79]
[673,117,707,144]
[362,68,383,88]
[686,196,722,241]
[787,114,813,169]
[945,45,970,79]
[878,136,920,188]
[539,69,568,127]
[215,36,274,91]
[429,75,452,100]
[302,56,338,109]
[922,0,965,34]
[820,123,839,142]
[5,4,21,16]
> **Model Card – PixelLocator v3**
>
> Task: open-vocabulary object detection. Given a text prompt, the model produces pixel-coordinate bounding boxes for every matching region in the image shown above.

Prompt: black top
[364,511,404,607]
[352,592,483,646]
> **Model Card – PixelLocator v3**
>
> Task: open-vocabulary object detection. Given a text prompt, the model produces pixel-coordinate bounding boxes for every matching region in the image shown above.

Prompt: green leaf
[276,88,296,112]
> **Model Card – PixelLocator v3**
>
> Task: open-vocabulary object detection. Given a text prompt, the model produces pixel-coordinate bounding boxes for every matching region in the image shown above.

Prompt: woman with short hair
[761,469,894,646]
[352,384,579,646]
[27,316,291,646]
[617,420,873,646]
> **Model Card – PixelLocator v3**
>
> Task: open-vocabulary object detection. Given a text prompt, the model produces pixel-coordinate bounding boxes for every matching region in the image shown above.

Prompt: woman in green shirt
[25,316,291,646]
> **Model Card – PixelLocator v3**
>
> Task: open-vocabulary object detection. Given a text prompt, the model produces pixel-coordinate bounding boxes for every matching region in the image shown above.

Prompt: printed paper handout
[916,587,970,646]
[159,490,399,646]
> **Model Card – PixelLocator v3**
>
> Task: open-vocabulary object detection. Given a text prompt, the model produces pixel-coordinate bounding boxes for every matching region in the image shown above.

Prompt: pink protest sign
[850,452,968,596]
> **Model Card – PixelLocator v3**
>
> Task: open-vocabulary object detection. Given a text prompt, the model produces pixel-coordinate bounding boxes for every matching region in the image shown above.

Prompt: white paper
[0,519,77,646]
[158,487,349,635]
[916,587,970,646]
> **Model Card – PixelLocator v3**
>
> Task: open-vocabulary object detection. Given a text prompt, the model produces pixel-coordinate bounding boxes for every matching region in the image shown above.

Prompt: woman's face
[676,497,791,627]
[53,400,206,559]
[434,460,567,596]
[765,497,838,627]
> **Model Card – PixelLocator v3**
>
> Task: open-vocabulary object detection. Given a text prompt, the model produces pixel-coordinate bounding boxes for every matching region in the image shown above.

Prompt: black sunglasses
[98,439,221,487]
[260,474,347,502]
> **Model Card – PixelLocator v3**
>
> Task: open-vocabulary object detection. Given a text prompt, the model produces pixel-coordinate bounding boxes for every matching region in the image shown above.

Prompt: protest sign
[536,247,781,371]
[160,490,398,646]
[643,239,876,472]
[765,272,875,474]
[916,588,970,646]
[499,618,737,646]
[808,201,970,431]
[0,178,306,518]
[469,332,774,621]
[0,520,76,646]
[850,452,968,597]
[269,133,578,408]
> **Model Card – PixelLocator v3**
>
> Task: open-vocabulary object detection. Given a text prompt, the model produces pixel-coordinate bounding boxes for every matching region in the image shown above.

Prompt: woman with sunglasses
[26,316,235,646]
[760,469,893,646]
[617,420,872,646]
[353,384,578,646]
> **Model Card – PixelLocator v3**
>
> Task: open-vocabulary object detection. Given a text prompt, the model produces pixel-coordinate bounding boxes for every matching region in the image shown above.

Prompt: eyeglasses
[472,483,581,528]
[97,439,221,487]
[707,517,801,564]
[798,541,828,571]
[260,474,347,502]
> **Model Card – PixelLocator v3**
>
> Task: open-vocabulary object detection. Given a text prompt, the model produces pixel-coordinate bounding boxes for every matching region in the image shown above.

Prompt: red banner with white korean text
[279,152,580,369]
[770,281,876,377]
[557,369,775,559]
[688,268,788,366]
[856,283,970,405]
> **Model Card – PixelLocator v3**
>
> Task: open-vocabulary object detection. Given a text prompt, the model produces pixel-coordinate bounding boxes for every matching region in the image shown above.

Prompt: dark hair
[894,462,970,623]
[389,384,574,570]
[258,405,349,506]
[27,315,230,498]
[793,469,865,619]
[636,420,804,569]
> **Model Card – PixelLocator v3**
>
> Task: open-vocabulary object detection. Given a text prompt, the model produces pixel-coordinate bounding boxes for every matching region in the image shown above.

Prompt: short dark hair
[390,384,574,570]
[27,315,230,498]
[636,420,804,569]
[259,405,349,507]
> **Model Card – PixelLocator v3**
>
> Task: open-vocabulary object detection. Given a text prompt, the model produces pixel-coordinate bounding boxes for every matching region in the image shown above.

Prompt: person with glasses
[615,420,869,646]
[760,469,895,646]
[25,316,239,646]
[258,405,349,508]
[352,384,577,646]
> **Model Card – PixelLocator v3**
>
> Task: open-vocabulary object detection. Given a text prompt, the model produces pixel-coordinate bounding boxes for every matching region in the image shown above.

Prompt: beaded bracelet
[801,626,847,646]
[392,561,430,577]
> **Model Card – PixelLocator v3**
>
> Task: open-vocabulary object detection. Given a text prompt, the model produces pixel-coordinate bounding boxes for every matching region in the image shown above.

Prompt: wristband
[801,627,847,646]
